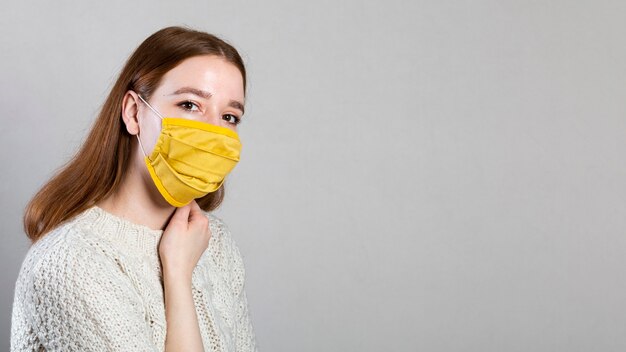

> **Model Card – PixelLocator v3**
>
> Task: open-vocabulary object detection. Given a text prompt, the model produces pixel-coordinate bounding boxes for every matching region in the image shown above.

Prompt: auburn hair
[24,26,247,243]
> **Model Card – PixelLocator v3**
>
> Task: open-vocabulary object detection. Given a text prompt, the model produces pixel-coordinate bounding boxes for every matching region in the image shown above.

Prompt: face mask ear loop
[136,134,148,158]
[137,94,165,120]
[135,93,164,158]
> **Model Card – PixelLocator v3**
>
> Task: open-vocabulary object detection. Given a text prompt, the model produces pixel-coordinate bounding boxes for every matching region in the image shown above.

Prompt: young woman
[10,26,257,352]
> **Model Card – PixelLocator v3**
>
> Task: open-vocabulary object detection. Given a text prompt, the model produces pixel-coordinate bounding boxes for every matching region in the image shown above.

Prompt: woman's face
[134,54,245,156]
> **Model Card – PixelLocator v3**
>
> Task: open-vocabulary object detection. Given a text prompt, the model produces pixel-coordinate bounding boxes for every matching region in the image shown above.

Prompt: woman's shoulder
[21,217,88,262]
[14,214,114,289]
[203,211,237,251]
[199,211,247,291]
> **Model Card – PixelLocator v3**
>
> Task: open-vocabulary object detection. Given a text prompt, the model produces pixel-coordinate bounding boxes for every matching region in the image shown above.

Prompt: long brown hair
[24,26,247,243]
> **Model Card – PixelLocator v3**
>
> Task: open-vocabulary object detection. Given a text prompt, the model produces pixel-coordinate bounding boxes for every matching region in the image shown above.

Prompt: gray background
[1,0,626,351]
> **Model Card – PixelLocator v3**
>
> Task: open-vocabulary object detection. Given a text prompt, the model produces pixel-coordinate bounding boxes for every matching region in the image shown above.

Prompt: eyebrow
[169,87,245,115]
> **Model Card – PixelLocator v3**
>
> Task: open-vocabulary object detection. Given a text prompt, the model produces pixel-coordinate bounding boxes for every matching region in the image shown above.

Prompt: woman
[10,26,257,352]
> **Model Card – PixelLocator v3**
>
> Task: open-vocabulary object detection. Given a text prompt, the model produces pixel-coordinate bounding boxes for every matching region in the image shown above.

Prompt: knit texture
[10,206,257,351]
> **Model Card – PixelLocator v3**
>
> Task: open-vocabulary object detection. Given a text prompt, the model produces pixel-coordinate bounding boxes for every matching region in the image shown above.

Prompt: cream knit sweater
[10,206,257,351]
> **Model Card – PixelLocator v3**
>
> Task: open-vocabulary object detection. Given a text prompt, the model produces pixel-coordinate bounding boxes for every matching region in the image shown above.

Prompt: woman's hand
[159,201,209,351]
[158,200,211,280]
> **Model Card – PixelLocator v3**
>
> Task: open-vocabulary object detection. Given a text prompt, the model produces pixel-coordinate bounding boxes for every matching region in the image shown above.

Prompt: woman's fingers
[187,201,208,227]
[159,200,211,277]
[167,201,208,231]
[170,203,192,228]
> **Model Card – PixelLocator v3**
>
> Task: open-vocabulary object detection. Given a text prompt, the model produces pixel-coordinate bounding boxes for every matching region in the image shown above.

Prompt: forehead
[157,55,245,101]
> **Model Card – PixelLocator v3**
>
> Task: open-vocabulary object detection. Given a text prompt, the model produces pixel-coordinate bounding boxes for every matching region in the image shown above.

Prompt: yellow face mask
[136,94,241,207]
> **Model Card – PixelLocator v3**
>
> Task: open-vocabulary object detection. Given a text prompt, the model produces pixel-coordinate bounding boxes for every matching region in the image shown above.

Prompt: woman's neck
[96,158,176,231]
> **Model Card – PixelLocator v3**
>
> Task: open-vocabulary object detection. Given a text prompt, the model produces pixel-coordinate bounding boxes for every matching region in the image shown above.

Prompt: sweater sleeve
[231,242,258,352]
[204,213,258,351]
[13,232,159,352]
[233,245,257,352]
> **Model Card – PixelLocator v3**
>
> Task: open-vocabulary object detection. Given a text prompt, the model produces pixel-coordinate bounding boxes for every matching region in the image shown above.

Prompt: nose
[204,110,221,126]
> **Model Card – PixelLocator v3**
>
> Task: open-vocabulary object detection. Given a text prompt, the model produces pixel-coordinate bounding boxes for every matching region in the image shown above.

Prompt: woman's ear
[121,90,140,135]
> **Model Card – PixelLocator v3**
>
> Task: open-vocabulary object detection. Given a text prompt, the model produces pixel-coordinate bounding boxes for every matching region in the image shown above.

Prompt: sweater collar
[73,205,164,259]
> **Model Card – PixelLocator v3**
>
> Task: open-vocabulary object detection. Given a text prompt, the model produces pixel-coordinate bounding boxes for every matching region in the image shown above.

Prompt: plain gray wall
[2,0,626,351]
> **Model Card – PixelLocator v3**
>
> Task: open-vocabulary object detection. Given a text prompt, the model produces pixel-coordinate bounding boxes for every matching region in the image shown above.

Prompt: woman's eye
[178,101,200,111]
[223,114,241,125]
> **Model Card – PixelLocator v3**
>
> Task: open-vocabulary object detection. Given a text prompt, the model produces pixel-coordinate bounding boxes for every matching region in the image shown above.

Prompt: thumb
[187,200,205,223]
[170,203,192,227]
